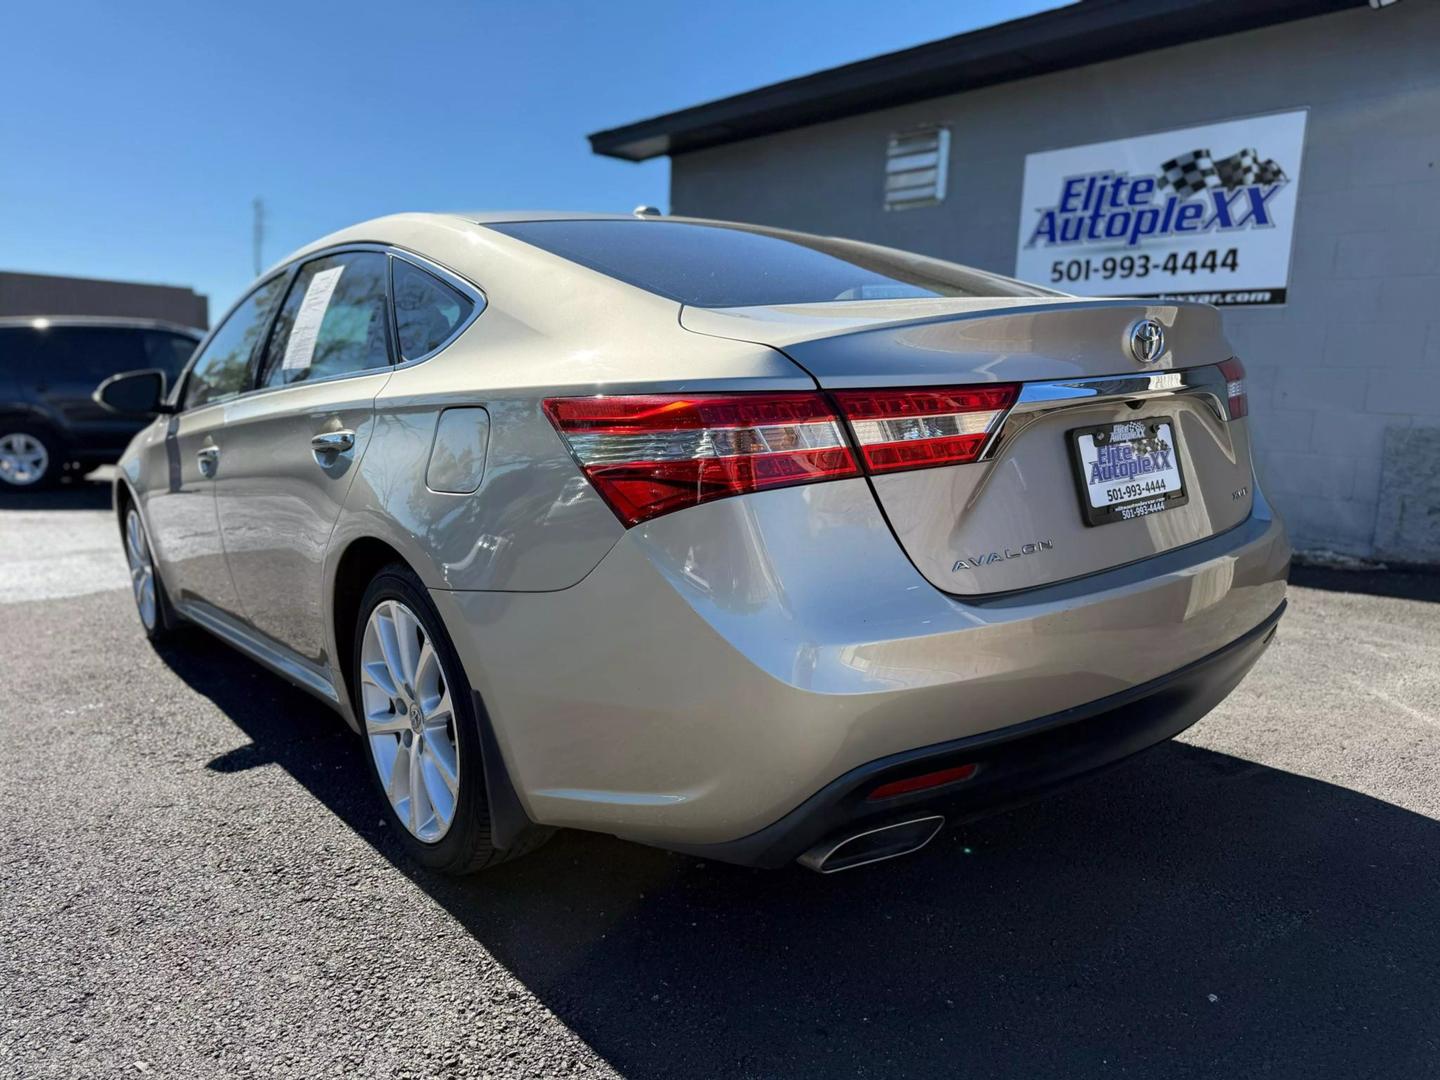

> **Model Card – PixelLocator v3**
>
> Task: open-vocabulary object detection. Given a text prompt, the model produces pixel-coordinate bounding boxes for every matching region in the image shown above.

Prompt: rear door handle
[310,429,356,460]
[196,446,219,478]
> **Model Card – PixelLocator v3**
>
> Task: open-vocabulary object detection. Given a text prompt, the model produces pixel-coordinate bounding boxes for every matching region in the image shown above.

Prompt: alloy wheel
[124,508,158,630]
[359,599,461,843]
[0,432,49,487]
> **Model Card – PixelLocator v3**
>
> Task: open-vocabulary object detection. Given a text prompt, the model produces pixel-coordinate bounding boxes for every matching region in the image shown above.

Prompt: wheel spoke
[360,659,398,699]
[359,597,461,845]
[422,686,453,729]
[423,736,459,796]
[414,638,440,701]
[392,604,423,692]
[408,739,428,833]
[374,607,410,700]
[385,740,409,799]
[365,710,409,735]
[420,754,456,833]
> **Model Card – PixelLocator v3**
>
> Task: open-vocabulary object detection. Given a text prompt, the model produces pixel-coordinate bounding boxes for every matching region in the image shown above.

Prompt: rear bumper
[661,599,1284,868]
[432,476,1290,848]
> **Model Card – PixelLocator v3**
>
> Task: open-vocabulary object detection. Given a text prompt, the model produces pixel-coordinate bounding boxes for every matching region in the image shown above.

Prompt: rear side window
[142,332,198,381]
[487,219,1059,307]
[0,328,51,382]
[392,259,474,361]
[183,276,287,409]
[0,328,37,377]
[259,252,391,388]
[2,326,146,384]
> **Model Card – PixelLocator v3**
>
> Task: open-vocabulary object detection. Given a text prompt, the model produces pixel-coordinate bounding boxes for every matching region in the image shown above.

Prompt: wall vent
[884,127,950,210]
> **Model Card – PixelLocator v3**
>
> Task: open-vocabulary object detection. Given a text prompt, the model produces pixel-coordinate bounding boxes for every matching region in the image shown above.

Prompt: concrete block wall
[670,1,1440,562]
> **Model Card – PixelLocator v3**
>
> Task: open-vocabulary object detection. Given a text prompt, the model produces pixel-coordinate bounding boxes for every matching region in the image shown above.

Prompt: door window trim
[172,269,293,413]
[387,248,487,368]
[252,247,397,394]
[172,243,487,415]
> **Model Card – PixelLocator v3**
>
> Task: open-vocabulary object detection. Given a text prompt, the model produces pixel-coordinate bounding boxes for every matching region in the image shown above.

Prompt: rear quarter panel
[329,222,820,595]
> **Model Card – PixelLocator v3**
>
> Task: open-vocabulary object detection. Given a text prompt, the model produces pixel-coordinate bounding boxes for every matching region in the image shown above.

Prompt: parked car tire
[0,424,60,489]
[122,502,182,643]
[354,564,547,874]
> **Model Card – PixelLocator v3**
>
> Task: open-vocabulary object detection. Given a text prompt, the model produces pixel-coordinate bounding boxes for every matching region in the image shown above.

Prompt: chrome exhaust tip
[797,815,945,873]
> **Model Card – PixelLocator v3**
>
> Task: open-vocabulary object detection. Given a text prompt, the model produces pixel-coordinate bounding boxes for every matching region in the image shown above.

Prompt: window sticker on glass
[282,265,345,372]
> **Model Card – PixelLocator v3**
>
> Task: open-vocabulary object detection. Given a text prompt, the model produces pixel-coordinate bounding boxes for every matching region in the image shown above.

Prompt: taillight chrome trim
[847,408,1005,448]
[833,385,1019,474]
[566,419,849,467]
[980,365,1232,460]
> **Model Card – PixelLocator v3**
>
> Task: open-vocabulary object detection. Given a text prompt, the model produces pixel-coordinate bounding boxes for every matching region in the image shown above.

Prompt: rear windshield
[486,219,1058,308]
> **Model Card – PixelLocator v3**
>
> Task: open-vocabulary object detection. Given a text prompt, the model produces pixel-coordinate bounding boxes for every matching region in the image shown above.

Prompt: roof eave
[588,0,1364,162]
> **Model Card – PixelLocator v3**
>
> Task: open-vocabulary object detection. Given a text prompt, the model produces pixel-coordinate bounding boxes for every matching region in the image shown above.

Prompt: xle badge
[953,540,1054,573]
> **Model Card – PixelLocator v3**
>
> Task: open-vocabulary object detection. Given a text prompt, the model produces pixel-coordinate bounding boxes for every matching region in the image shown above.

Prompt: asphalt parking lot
[2,476,1437,1080]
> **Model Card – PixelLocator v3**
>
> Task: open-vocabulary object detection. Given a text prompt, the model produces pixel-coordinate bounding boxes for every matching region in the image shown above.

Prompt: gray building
[591,0,1440,563]
[0,270,207,330]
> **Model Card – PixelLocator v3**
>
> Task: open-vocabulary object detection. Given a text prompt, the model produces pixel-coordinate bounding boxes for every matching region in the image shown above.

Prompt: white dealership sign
[1015,110,1307,306]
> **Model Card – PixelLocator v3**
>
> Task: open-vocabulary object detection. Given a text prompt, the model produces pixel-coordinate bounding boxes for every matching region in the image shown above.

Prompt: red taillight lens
[1218,358,1248,419]
[832,385,1019,473]
[867,763,978,801]
[543,393,860,526]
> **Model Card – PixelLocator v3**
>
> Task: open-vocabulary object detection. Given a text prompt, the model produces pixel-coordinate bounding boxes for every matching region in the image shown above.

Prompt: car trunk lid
[682,298,1255,595]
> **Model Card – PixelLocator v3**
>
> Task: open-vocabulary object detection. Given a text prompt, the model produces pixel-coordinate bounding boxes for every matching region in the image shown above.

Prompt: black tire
[0,424,61,490]
[121,499,183,644]
[353,563,549,874]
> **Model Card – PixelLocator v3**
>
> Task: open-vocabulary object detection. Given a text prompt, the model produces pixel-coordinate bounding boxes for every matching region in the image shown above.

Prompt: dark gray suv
[0,317,201,488]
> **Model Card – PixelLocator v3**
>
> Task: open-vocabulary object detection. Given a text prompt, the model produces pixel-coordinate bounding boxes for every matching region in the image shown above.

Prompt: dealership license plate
[1069,417,1188,526]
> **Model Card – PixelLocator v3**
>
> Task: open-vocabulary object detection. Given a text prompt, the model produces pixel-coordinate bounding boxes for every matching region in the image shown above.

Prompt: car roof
[456,210,653,224]
[269,210,728,283]
[0,315,203,336]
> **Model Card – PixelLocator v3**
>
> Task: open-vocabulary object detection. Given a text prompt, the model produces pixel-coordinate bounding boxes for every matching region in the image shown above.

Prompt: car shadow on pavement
[170,632,1440,1080]
[0,475,113,511]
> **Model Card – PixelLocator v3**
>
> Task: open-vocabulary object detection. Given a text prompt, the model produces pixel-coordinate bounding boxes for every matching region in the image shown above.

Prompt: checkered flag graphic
[1215,148,1261,188]
[1213,148,1287,189]
[1162,147,1288,195]
[1254,157,1286,185]
[1158,149,1221,198]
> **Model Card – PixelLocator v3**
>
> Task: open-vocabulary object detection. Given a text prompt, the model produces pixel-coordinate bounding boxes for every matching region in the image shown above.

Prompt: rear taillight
[543,393,860,526]
[831,385,1019,473]
[1218,358,1248,419]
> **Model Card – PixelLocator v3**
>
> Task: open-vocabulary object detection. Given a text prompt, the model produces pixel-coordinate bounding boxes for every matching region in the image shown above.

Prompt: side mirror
[94,369,174,416]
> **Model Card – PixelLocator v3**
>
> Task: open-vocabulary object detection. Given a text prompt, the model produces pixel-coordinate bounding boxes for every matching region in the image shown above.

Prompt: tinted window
[259,252,391,388]
[0,326,146,384]
[392,259,474,361]
[142,332,198,381]
[183,276,287,409]
[487,219,1058,308]
[0,329,37,383]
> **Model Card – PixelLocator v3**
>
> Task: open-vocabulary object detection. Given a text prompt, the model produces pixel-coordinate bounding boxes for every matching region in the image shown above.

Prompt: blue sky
[2,0,1062,320]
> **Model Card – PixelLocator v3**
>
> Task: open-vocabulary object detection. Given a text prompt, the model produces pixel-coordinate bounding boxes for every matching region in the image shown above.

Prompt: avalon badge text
[953,539,1055,572]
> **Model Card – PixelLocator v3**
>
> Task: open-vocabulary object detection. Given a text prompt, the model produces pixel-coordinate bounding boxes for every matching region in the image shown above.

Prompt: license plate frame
[1068,416,1189,527]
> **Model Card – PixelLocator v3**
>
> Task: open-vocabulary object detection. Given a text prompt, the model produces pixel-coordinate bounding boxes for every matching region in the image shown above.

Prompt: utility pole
[252,197,265,276]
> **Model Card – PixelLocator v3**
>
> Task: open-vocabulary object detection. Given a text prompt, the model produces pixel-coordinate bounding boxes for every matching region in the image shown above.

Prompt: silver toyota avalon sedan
[100,212,1288,874]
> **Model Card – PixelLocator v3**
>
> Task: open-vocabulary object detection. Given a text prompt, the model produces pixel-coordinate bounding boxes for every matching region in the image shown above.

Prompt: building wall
[0,270,208,330]
[670,1,1440,562]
